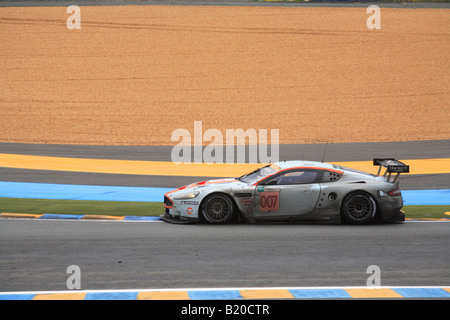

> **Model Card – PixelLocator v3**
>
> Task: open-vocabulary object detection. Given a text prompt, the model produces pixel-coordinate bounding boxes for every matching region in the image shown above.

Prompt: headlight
[173,191,200,200]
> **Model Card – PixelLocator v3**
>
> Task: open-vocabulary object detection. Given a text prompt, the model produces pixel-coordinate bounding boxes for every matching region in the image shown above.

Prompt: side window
[264,170,319,185]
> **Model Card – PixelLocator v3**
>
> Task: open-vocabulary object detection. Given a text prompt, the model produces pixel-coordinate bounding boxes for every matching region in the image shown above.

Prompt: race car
[161,158,409,225]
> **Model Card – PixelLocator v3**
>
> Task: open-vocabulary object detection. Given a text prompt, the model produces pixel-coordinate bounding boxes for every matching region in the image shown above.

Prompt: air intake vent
[322,171,342,182]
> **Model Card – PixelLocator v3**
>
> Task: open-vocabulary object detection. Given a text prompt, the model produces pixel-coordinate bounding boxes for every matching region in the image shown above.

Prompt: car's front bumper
[160,212,199,224]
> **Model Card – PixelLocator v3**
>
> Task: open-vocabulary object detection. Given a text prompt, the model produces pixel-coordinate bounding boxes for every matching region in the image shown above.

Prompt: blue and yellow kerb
[1,287,449,300]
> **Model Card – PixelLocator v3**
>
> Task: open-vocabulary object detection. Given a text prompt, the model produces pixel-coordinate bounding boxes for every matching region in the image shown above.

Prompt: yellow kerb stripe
[0,153,261,177]
[80,215,125,220]
[0,212,43,219]
[345,288,403,298]
[137,291,190,300]
[240,289,294,299]
[32,292,87,300]
[0,153,449,177]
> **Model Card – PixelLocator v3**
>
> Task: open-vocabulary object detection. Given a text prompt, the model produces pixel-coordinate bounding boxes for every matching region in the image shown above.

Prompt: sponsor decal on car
[240,197,253,206]
[259,191,279,212]
[181,201,199,205]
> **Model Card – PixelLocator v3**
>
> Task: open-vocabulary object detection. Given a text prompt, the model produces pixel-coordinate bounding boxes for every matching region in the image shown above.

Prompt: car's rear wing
[373,158,409,183]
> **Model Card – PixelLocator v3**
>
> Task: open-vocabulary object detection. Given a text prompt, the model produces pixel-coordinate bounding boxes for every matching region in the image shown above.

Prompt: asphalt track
[0,219,449,292]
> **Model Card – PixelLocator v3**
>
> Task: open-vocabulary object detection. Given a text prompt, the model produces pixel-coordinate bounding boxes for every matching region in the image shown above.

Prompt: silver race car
[161,158,409,225]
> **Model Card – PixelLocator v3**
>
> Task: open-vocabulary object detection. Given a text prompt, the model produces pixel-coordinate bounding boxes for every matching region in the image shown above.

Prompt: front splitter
[160,213,199,224]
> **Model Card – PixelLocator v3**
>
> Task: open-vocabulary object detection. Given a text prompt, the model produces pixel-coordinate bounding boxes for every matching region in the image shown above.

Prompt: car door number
[259,191,279,212]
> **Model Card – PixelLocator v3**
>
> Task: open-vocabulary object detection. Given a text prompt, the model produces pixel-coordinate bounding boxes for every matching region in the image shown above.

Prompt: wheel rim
[204,196,231,223]
[346,195,374,221]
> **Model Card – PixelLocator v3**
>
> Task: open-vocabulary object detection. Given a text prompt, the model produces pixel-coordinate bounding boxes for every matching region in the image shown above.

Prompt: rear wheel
[341,191,377,225]
[201,194,234,224]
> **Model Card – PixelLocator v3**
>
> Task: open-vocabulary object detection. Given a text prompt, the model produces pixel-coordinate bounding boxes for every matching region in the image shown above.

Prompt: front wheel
[341,191,377,225]
[201,194,234,224]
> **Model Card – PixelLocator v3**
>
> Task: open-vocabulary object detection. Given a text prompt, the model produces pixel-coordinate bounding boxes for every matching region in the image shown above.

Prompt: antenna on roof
[321,140,329,163]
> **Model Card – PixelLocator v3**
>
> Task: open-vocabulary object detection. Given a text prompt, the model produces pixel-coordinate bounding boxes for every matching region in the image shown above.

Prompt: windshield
[238,165,276,184]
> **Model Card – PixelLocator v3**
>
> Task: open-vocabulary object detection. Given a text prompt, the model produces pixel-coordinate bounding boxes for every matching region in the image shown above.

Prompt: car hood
[167,178,248,197]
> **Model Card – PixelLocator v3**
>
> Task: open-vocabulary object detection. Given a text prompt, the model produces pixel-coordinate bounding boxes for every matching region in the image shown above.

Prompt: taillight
[387,188,401,197]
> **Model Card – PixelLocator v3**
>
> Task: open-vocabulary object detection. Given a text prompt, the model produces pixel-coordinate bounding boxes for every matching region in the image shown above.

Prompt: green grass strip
[402,205,449,219]
[0,198,163,217]
[0,198,448,219]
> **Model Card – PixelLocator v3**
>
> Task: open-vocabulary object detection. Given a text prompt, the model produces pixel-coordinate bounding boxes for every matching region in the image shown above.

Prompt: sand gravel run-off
[0,5,449,146]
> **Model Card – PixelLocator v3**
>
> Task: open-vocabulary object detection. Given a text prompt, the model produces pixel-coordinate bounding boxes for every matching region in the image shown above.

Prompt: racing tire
[341,191,377,225]
[201,194,234,224]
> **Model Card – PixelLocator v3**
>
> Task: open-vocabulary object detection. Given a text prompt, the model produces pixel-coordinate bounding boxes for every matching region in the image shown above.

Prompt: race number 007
[259,191,279,212]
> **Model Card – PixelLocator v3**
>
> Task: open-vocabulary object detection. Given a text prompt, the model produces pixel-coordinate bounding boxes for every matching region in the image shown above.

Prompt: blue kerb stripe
[393,288,450,298]
[84,292,138,300]
[123,216,161,221]
[289,289,351,299]
[188,290,243,300]
[0,294,36,300]
[39,213,82,220]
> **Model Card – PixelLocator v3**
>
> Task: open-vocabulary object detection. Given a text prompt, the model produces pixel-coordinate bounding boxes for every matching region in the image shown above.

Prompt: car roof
[273,160,336,171]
